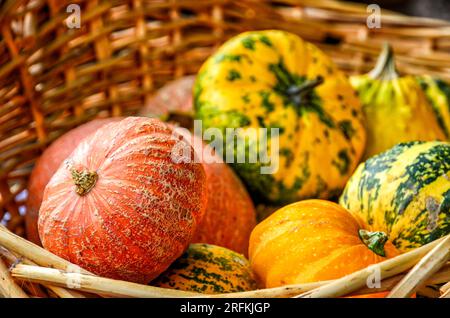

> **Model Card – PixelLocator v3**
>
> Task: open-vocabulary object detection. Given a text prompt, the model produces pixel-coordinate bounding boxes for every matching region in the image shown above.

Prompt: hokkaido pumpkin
[38,117,207,283]
[179,131,256,255]
[350,44,449,158]
[249,200,398,288]
[140,75,195,128]
[152,243,257,294]
[340,141,450,252]
[26,118,120,245]
[195,30,366,204]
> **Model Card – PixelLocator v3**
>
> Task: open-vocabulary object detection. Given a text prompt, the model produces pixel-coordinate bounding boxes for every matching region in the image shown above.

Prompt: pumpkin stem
[286,76,324,106]
[368,43,398,80]
[70,166,98,196]
[358,229,388,257]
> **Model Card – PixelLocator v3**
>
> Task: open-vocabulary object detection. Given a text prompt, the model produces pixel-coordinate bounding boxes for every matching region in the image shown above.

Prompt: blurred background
[358,0,450,20]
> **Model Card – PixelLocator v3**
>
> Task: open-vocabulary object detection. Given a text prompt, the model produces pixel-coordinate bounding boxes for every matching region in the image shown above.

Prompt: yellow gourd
[350,44,448,158]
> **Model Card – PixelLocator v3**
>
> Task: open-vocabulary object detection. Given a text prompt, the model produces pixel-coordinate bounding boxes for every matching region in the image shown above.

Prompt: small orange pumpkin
[249,200,399,288]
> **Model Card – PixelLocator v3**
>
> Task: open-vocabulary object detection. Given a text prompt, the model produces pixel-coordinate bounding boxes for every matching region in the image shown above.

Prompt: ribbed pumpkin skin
[349,45,449,159]
[38,117,207,284]
[152,243,257,294]
[184,132,256,255]
[195,30,366,204]
[26,118,120,245]
[340,141,450,252]
[249,200,398,288]
[350,75,446,158]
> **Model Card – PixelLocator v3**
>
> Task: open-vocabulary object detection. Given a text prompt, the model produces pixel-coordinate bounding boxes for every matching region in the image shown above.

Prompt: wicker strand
[11,264,199,298]
[0,246,85,298]
[440,281,450,298]
[387,234,450,298]
[134,0,154,110]
[9,261,450,299]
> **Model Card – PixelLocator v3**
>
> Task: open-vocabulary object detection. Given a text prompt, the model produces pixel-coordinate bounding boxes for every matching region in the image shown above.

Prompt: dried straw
[297,235,448,298]
[10,260,450,298]
[0,246,85,298]
[12,264,199,298]
[388,235,450,298]
[0,257,28,298]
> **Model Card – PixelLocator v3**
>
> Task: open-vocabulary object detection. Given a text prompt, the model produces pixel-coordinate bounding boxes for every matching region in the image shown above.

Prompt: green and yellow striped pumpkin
[340,141,450,252]
[151,244,257,294]
[417,75,450,138]
[194,30,366,204]
[350,44,450,159]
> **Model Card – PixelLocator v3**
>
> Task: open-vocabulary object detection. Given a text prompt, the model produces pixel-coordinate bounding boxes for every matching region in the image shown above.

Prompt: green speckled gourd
[340,141,450,252]
[151,244,257,294]
[417,75,450,137]
[194,30,366,204]
[350,44,450,159]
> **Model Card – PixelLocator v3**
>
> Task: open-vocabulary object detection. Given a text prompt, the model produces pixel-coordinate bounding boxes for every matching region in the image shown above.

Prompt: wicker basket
[0,0,449,298]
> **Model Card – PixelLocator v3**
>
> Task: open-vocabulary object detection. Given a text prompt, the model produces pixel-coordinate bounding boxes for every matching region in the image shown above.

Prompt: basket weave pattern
[0,0,449,268]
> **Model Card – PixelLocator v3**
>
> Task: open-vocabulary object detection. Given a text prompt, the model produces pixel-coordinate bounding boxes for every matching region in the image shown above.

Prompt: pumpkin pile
[25,30,450,296]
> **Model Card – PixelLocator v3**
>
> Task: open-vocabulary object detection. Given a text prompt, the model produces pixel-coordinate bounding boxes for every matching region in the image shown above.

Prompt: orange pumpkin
[184,132,256,255]
[346,292,389,298]
[249,200,399,288]
[346,292,416,298]
[26,118,120,245]
[38,117,207,283]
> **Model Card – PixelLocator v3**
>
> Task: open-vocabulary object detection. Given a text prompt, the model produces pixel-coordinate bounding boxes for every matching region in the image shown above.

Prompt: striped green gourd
[151,244,257,294]
[340,141,450,252]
